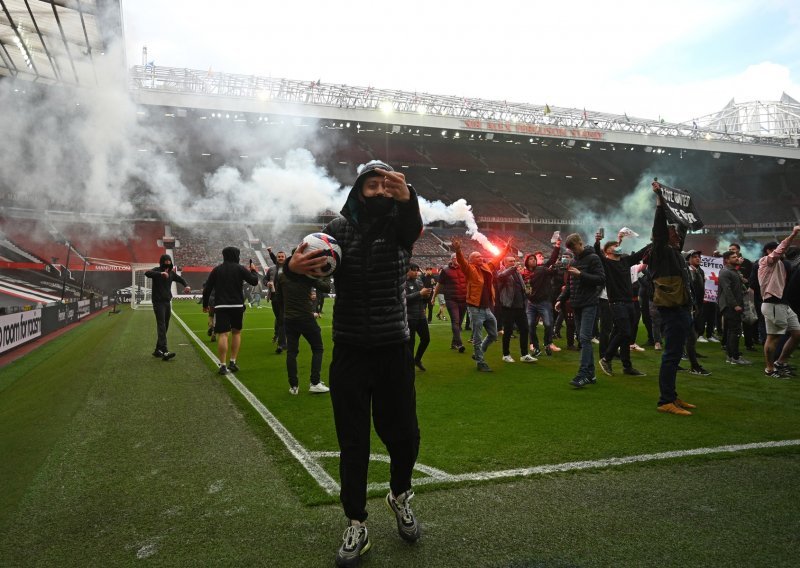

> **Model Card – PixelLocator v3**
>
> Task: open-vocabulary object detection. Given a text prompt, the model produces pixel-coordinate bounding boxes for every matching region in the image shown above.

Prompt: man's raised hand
[375,168,410,202]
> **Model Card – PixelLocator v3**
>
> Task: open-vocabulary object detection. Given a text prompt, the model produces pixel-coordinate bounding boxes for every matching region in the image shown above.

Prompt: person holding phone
[145,254,191,361]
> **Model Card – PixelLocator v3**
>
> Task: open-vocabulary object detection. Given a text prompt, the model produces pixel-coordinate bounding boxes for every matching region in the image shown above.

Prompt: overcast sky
[121,0,800,123]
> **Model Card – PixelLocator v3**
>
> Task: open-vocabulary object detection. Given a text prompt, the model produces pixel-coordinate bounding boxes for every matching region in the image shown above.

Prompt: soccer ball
[301,233,342,277]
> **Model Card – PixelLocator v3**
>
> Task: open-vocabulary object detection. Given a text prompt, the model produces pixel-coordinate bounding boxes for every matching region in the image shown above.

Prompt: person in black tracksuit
[277,270,331,394]
[594,232,649,377]
[404,263,431,371]
[286,160,423,566]
[145,254,190,361]
[202,247,259,375]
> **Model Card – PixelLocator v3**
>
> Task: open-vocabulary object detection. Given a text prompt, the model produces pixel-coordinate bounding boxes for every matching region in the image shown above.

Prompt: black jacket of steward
[145,265,188,303]
[202,262,259,308]
[284,184,423,347]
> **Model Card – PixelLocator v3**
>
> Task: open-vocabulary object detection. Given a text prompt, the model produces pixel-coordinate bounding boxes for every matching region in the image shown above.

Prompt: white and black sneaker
[386,490,421,543]
[335,522,371,567]
[765,368,791,380]
[309,382,330,394]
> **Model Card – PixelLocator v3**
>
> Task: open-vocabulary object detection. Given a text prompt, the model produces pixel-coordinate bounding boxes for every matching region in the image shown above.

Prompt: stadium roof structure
[693,93,800,140]
[0,0,121,85]
[129,65,800,161]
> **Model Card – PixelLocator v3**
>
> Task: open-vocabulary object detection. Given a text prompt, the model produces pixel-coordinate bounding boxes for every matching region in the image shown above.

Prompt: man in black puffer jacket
[287,160,423,566]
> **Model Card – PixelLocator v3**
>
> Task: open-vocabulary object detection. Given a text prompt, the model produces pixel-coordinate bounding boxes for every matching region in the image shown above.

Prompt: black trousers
[408,318,430,362]
[329,342,420,522]
[271,296,286,348]
[722,307,742,359]
[604,301,634,369]
[444,299,467,347]
[285,318,324,388]
[501,306,529,356]
[597,298,613,359]
[152,301,171,352]
[702,301,718,338]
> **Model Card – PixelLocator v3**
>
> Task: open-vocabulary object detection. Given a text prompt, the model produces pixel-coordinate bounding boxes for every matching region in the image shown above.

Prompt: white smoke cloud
[418,197,499,253]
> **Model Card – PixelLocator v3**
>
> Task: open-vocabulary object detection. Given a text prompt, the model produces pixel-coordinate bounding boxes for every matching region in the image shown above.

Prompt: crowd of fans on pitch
[244,222,800,394]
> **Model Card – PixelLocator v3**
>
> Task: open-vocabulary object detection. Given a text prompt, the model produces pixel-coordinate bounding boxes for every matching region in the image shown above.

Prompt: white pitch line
[311,451,452,480]
[172,312,340,496]
[364,439,800,491]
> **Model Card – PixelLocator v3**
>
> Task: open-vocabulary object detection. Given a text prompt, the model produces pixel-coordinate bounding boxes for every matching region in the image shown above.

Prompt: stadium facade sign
[462,120,604,140]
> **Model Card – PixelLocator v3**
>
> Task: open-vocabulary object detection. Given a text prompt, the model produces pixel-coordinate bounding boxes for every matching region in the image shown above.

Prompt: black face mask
[364,196,393,217]
[161,263,172,271]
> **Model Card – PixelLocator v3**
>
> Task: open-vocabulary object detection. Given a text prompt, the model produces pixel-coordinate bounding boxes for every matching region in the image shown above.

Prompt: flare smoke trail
[418,197,499,254]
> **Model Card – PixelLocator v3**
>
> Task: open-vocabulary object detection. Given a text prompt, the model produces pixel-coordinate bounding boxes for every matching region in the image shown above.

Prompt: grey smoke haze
[561,172,669,254]
[0,37,498,248]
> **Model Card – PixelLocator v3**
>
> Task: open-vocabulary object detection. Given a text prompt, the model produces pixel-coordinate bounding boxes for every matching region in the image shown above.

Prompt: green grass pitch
[1,300,798,566]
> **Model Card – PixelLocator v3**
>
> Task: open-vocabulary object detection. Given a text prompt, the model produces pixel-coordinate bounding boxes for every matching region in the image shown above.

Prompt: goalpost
[130,263,156,310]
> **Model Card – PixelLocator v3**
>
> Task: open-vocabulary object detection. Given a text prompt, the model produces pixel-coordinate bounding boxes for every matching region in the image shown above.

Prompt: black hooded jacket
[145,254,188,302]
[202,247,259,308]
[285,166,423,346]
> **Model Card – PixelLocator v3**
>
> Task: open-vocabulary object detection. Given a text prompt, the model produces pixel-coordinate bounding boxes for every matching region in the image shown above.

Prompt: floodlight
[417,105,427,115]
[777,158,786,165]
[380,101,393,113]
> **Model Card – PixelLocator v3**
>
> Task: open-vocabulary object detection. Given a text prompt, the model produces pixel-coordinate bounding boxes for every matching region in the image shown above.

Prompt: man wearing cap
[757,226,800,378]
[286,160,423,567]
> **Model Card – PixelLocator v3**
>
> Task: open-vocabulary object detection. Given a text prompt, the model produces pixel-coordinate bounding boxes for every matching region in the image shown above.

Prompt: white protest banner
[700,255,724,302]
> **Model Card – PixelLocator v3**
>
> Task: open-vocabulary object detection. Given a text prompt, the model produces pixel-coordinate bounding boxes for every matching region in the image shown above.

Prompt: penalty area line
[363,439,800,492]
[173,312,340,496]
